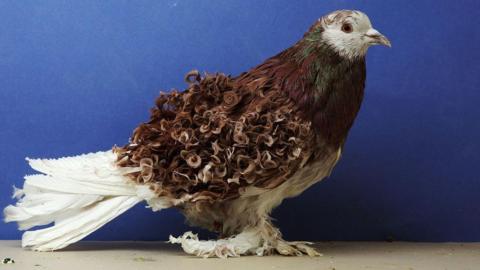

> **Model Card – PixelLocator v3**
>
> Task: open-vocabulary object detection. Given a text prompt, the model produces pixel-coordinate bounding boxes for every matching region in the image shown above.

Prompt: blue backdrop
[1,0,479,242]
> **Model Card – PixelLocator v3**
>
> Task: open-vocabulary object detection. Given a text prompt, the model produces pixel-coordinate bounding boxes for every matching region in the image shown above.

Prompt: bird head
[305,10,391,59]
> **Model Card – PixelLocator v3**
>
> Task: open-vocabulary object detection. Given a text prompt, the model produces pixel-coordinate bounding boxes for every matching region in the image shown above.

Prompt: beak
[365,28,391,47]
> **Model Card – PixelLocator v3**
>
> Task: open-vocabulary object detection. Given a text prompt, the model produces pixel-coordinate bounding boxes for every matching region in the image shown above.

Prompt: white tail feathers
[3,150,169,251]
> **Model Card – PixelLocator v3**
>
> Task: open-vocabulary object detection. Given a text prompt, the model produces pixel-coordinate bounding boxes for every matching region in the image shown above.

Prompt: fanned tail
[3,150,168,251]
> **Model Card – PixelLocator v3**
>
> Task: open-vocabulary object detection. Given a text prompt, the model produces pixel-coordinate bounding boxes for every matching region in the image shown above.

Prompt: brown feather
[115,70,317,203]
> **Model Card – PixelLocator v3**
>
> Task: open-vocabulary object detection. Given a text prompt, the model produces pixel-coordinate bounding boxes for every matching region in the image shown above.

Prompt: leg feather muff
[260,220,322,257]
[3,151,167,251]
[169,220,321,258]
[168,228,262,258]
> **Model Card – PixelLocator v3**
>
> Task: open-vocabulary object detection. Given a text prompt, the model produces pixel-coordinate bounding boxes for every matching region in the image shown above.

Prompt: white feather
[321,10,374,59]
[169,229,262,258]
[22,196,141,251]
[4,150,170,251]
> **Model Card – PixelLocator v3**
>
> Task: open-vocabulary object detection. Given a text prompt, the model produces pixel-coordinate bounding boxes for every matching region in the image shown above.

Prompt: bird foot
[169,231,321,258]
[274,240,323,257]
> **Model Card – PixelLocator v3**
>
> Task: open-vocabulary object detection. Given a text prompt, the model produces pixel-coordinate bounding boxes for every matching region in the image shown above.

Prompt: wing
[115,70,317,202]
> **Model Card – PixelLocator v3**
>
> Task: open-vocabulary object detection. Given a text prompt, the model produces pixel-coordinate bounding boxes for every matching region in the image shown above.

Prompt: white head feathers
[320,10,391,59]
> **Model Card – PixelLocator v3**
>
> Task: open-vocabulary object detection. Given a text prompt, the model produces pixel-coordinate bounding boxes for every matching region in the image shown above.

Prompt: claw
[275,240,322,257]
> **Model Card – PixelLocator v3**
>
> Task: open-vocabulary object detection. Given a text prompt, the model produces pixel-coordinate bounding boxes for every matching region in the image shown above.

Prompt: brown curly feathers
[115,70,317,203]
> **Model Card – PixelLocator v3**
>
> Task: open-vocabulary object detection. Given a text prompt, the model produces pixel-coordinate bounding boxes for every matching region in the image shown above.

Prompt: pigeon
[4,10,390,258]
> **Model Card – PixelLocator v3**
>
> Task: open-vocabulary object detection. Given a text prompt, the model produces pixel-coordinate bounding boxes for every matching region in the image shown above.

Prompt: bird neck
[236,37,366,148]
[282,40,367,147]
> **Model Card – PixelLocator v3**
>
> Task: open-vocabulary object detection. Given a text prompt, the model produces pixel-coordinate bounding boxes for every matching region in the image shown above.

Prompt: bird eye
[341,23,353,33]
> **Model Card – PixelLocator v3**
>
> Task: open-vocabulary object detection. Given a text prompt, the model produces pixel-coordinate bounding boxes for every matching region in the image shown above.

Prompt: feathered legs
[168,228,262,258]
[258,220,322,257]
[169,220,321,258]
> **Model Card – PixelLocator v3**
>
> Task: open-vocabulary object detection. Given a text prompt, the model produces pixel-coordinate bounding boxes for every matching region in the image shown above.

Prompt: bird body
[4,10,390,257]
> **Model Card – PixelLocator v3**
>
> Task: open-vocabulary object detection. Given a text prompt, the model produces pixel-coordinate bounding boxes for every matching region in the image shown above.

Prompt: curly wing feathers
[115,70,318,203]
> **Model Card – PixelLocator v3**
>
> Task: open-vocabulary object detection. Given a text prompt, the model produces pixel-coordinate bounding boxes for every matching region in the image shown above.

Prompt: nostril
[365,34,381,39]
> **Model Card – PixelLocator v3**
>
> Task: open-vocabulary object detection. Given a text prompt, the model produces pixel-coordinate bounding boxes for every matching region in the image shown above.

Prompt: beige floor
[0,241,479,270]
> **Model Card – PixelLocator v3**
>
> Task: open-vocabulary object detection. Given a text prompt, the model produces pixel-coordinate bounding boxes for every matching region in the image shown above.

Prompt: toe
[294,243,322,257]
